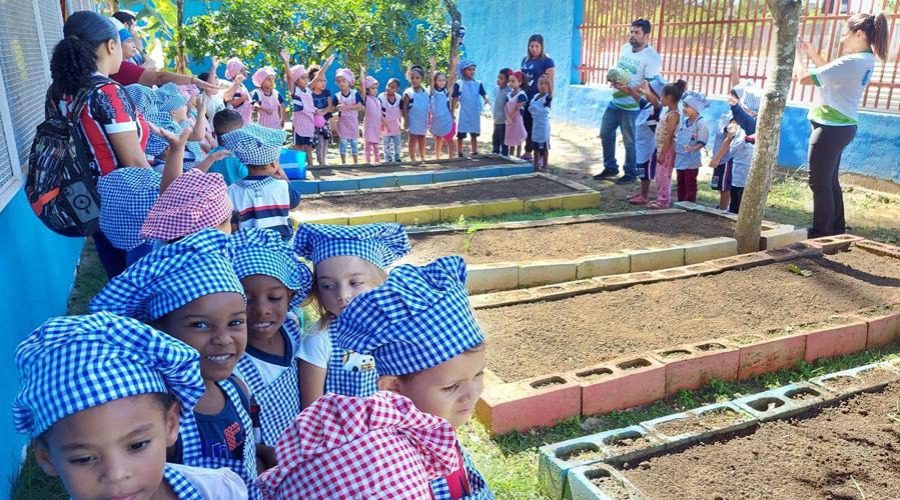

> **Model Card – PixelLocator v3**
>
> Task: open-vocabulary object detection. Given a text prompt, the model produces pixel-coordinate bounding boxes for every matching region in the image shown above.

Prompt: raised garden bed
[290,173,600,225]
[306,154,511,172]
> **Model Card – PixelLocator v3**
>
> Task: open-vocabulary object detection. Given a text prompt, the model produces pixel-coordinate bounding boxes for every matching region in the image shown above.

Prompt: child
[281,51,334,171]
[332,68,363,164]
[452,60,489,157]
[198,56,225,122]
[156,83,208,170]
[528,75,552,171]
[209,109,249,185]
[710,121,755,214]
[251,66,285,130]
[709,109,736,210]
[257,391,458,498]
[647,80,686,210]
[430,56,458,160]
[360,67,383,164]
[228,228,313,447]
[89,229,259,497]
[380,77,403,162]
[333,256,493,498]
[13,313,247,499]
[491,68,512,156]
[674,92,709,203]
[504,71,528,158]
[294,222,411,408]
[224,57,253,125]
[220,124,300,240]
[308,65,333,166]
[140,169,234,244]
[402,65,430,161]
[627,77,666,206]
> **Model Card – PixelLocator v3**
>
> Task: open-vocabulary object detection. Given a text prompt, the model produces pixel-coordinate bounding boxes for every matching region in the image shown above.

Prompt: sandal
[628,195,649,205]
[626,192,644,201]
[646,200,670,210]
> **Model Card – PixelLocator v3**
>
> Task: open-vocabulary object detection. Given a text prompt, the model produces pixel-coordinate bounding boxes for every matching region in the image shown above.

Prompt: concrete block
[475,374,582,436]
[736,333,807,380]
[394,207,441,226]
[561,192,602,210]
[575,253,631,279]
[480,198,525,217]
[432,169,473,183]
[318,179,360,192]
[640,402,757,449]
[524,195,566,212]
[470,288,545,309]
[538,437,607,500]
[395,172,435,186]
[732,392,798,422]
[518,261,578,287]
[852,239,900,259]
[652,341,740,395]
[291,180,321,195]
[578,357,666,416]
[810,362,900,397]
[357,176,399,189]
[468,166,505,179]
[592,271,663,291]
[439,204,485,222]
[707,251,775,271]
[467,264,520,293]
[804,320,868,363]
[865,310,900,349]
[804,234,864,254]
[347,212,398,225]
[651,263,714,281]
[683,237,738,265]
[768,382,836,415]
[501,164,535,176]
[759,226,807,249]
[625,247,685,272]
[594,425,666,466]
[763,241,822,262]
[295,215,349,226]
[567,464,647,500]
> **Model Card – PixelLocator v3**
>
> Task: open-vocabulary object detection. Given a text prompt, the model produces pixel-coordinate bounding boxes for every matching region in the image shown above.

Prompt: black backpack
[26,81,109,237]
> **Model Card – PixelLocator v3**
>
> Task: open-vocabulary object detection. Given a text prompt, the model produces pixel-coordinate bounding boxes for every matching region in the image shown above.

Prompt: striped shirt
[227,175,300,240]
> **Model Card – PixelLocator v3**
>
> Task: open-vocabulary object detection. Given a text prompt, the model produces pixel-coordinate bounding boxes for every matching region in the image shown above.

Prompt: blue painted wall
[1,189,83,483]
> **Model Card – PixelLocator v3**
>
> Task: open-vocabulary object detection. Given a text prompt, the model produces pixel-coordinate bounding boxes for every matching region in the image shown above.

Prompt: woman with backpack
[50,11,151,277]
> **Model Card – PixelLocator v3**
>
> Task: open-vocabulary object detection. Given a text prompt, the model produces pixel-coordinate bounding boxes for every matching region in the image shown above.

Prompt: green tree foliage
[182,0,451,71]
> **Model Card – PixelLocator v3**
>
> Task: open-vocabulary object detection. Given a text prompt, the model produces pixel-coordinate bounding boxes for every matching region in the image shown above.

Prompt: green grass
[457,344,900,499]
[10,446,66,500]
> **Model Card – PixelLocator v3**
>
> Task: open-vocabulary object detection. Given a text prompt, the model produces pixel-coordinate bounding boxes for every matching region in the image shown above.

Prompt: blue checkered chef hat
[13,312,204,438]
[333,256,485,376]
[682,91,710,112]
[228,228,313,309]
[732,80,762,113]
[144,111,183,157]
[458,60,476,77]
[219,124,285,166]
[156,83,189,113]
[294,223,411,269]
[648,76,667,98]
[90,228,244,322]
[125,84,158,116]
[98,167,161,251]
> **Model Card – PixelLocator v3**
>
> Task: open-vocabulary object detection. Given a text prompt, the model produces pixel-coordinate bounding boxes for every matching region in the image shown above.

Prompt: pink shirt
[363,94,382,143]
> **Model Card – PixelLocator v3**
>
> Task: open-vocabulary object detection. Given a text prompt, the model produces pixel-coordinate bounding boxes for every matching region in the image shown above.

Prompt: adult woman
[50,11,150,277]
[797,13,888,238]
[520,34,555,161]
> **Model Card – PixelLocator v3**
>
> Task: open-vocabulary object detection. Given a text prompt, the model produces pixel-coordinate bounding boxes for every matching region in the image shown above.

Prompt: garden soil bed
[295,176,576,214]
[623,382,900,499]
[404,212,735,265]
[476,248,900,381]
[308,156,517,178]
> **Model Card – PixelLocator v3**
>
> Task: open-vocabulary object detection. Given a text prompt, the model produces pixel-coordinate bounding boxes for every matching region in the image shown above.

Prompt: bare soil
[403,212,735,265]
[625,383,900,499]
[295,177,576,214]
[476,249,900,381]
[308,155,516,178]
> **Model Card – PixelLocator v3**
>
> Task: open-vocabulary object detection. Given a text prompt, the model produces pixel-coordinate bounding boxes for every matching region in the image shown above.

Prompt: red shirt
[110,60,146,86]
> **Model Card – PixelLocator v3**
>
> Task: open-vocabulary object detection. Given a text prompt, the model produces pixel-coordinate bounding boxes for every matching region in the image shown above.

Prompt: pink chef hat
[335,68,355,86]
[177,84,200,98]
[364,75,379,89]
[251,66,276,88]
[257,391,459,500]
[140,170,233,242]
[224,57,245,80]
[290,64,308,83]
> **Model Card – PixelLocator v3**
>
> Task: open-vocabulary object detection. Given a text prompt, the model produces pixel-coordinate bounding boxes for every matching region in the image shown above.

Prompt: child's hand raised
[280,49,290,63]
[235,74,246,84]
[429,56,436,68]
[324,54,336,67]
[211,55,220,67]
[150,122,192,148]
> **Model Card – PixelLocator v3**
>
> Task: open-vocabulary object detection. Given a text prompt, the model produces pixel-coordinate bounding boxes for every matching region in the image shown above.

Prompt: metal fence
[579,0,900,113]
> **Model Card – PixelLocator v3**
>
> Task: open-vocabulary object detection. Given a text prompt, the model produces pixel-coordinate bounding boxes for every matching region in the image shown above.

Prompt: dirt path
[476,249,900,381]
[295,176,577,214]
[624,382,900,499]
[404,212,735,265]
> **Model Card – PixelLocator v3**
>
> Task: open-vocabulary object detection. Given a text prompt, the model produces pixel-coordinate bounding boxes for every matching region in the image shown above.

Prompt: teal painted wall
[1,188,83,484]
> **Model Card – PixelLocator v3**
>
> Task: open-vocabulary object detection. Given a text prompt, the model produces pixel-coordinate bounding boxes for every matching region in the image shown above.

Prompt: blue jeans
[383,135,402,161]
[600,105,639,177]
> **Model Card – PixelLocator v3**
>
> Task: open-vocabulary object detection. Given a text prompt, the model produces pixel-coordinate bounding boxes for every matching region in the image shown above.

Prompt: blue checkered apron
[234,321,302,446]
[431,444,494,500]
[179,378,260,499]
[162,464,202,499]
[324,322,378,397]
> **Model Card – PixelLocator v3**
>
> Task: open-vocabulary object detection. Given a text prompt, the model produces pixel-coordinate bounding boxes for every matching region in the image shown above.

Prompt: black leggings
[523,107,534,153]
[807,121,857,238]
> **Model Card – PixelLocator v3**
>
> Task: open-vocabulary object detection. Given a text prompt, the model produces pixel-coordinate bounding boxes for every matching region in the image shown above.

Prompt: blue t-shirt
[207,146,248,186]
[312,89,332,120]
[521,56,555,96]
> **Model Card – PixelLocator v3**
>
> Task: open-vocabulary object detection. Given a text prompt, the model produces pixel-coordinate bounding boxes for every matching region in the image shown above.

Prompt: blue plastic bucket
[280,148,307,180]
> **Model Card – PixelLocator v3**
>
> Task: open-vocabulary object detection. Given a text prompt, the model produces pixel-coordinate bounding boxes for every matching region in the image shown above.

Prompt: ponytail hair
[848,12,889,62]
[662,79,687,102]
[51,11,117,96]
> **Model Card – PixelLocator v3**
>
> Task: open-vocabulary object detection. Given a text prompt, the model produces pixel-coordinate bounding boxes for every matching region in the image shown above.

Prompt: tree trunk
[175,0,186,73]
[443,0,462,62]
[734,0,802,253]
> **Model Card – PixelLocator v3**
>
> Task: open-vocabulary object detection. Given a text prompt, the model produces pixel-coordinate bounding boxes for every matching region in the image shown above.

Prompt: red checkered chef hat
[140,170,232,242]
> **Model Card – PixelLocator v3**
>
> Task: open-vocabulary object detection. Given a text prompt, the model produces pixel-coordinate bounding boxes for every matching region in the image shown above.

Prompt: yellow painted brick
[523,196,565,212]
[296,215,349,225]
[440,204,485,221]
[347,212,398,225]
[561,192,601,210]
[394,207,441,226]
[481,199,525,217]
